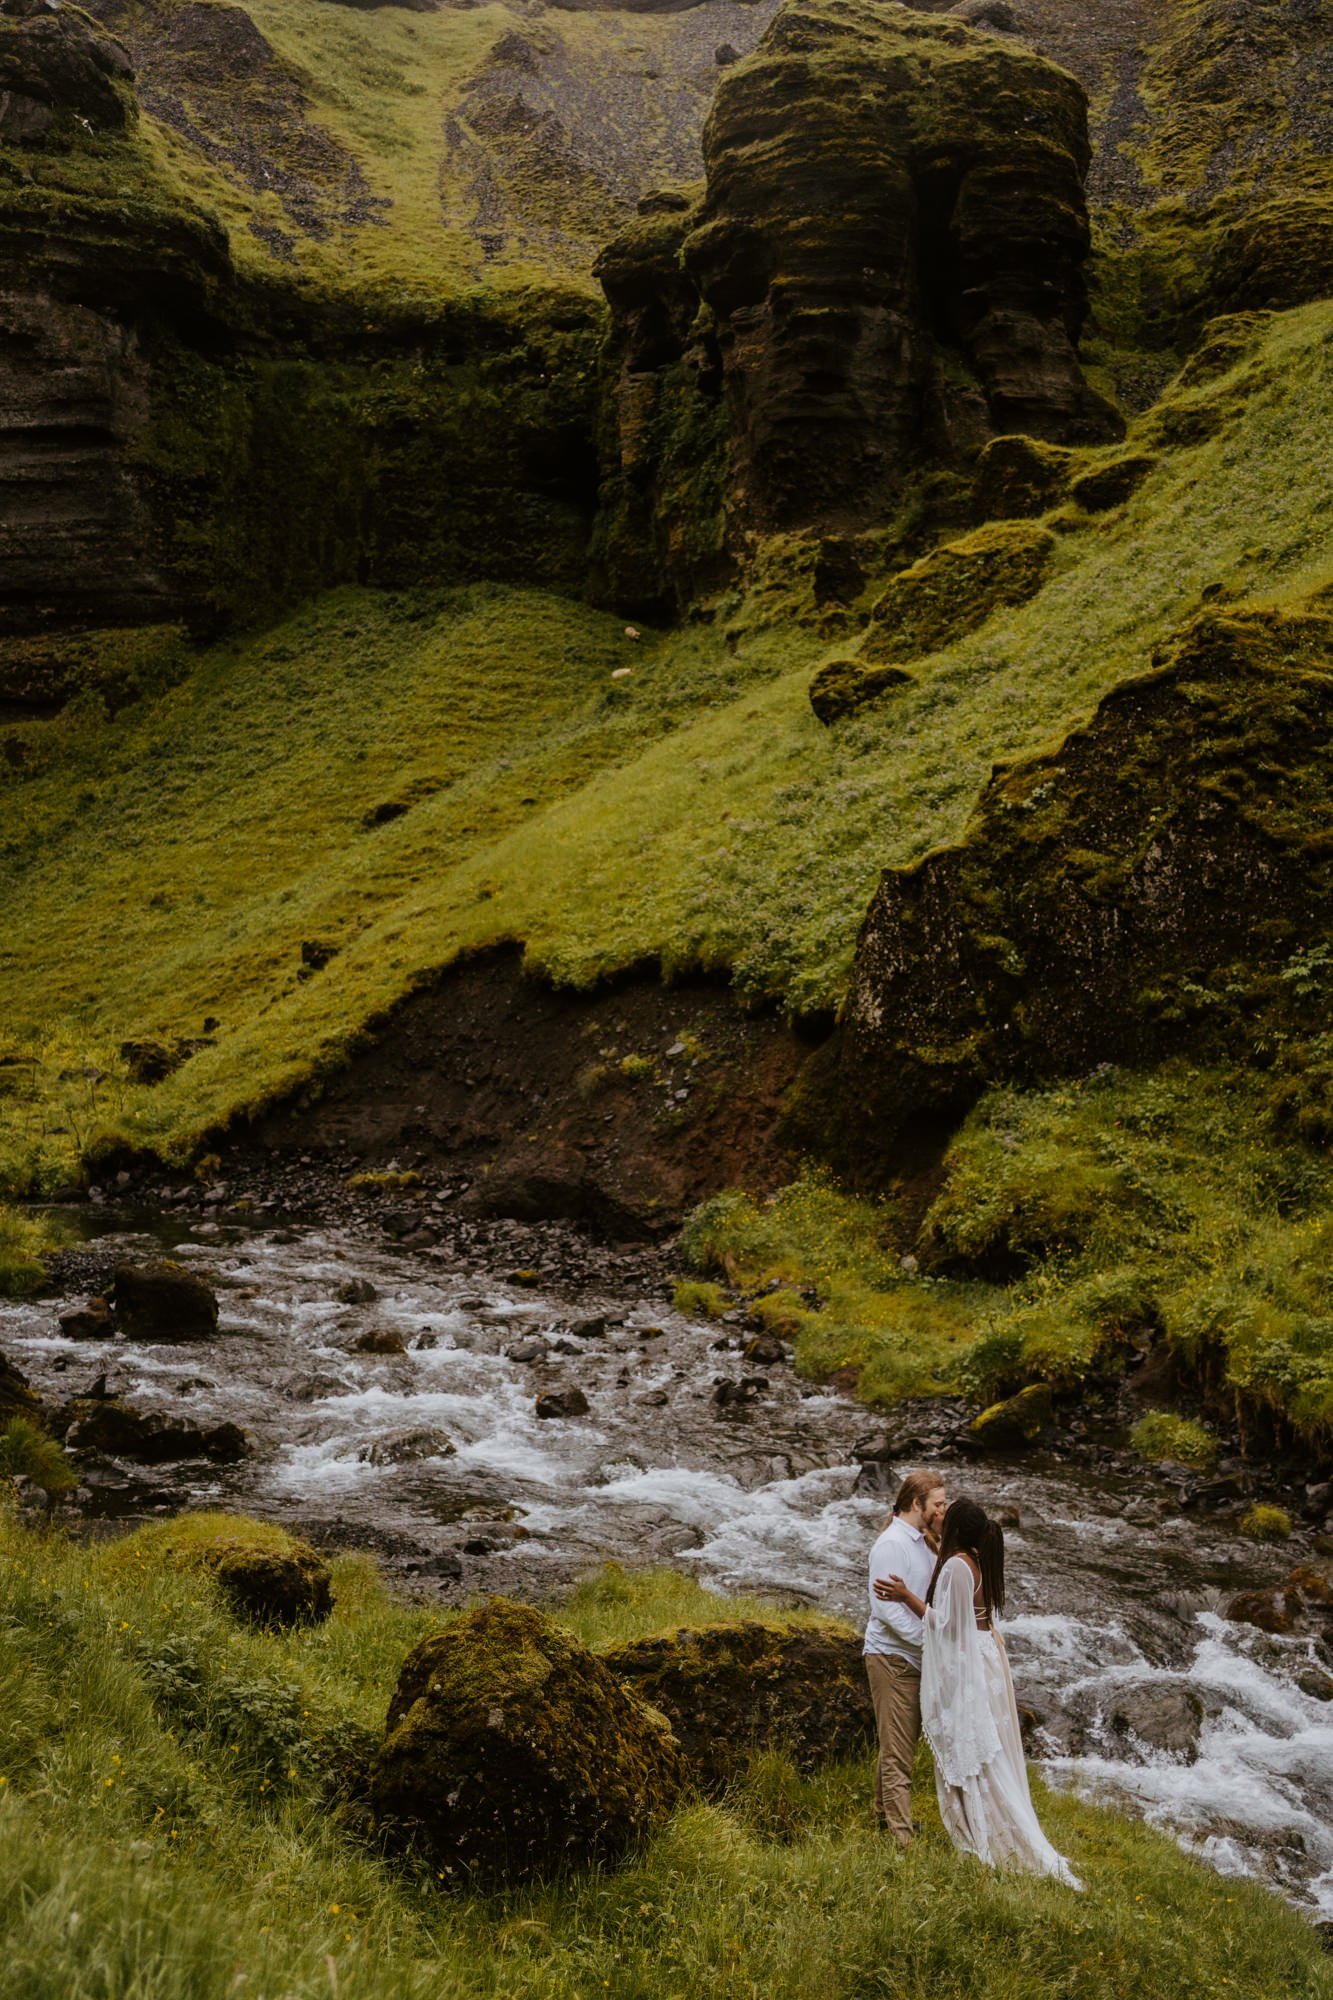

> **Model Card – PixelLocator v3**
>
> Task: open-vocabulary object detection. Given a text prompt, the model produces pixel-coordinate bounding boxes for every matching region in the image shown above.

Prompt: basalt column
[595,0,1118,578]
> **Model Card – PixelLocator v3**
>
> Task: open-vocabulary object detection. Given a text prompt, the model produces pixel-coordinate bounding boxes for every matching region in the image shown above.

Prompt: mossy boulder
[601,1619,873,1787]
[0,1346,43,1423]
[808,656,914,724]
[975,434,1074,520]
[965,1382,1054,1451]
[1227,1564,1332,1635]
[110,1262,218,1342]
[369,1599,684,1885]
[828,595,1333,1157]
[1069,452,1158,514]
[105,1513,333,1627]
[861,522,1055,665]
[0,0,135,147]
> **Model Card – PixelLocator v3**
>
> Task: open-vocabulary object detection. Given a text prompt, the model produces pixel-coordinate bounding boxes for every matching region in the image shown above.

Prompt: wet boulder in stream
[370,1599,684,1884]
[111,1262,218,1342]
[65,1402,247,1464]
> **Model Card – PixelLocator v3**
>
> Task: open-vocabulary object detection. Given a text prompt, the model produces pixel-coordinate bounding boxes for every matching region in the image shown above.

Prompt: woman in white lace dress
[877,1497,1081,1887]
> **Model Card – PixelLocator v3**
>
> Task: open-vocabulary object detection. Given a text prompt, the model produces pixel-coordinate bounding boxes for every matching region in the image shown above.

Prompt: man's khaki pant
[865,1653,921,1846]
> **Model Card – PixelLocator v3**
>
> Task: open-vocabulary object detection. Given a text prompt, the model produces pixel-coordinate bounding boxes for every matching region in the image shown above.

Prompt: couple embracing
[864,1470,1081,1888]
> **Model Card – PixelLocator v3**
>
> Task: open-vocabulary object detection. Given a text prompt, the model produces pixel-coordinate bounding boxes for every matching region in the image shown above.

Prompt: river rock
[370,1599,684,1883]
[1226,1565,1333,1637]
[65,1403,248,1464]
[0,1347,43,1422]
[360,1427,455,1466]
[335,1277,378,1305]
[963,1382,1053,1451]
[713,1376,768,1406]
[535,1388,589,1419]
[743,1334,788,1366]
[58,1297,114,1341]
[1109,1682,1204,1762]
[351,1327,407,1356]
[505,1336,548,1364]
[602,1619,873,1786]
[111,1262,219,1342]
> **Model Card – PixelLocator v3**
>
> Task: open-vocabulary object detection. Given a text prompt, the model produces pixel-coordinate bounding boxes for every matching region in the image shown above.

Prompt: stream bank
[3,1196,1332,1922]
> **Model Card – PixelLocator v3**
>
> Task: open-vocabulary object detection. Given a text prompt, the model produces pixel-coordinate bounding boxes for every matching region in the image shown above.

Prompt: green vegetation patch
[0,304,1330,1189]
[686,1062,1333,1440]
[1129,1412,1219,1471]
[0,1511,1328,2000]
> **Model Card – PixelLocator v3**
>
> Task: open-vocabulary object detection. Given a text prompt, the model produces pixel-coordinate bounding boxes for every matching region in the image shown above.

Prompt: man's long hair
[924,1497,1006,1621]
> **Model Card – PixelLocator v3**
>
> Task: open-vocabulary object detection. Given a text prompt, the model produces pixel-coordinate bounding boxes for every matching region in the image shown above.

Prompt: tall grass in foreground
[0,1511,1328,2000]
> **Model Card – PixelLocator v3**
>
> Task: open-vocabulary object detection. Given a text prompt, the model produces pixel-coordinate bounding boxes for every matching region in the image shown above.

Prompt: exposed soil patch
[248,946,820,1236]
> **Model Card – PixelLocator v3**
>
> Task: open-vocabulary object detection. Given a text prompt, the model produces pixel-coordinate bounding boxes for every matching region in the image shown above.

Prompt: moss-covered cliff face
[0,3,603,653]
[824,591,1333,1158]
[594,0,1121,597]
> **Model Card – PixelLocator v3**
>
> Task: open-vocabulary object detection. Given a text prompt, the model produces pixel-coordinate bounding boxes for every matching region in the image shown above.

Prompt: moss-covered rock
[593,0,1118,587]
[0,0,135,147]
[827,593,1333,1158]
[808,656,914,725]
[975,433,1074,519]
[861,521,1056,665]
[966,1381,1054,1451]
[370,1598,684,1885]
[1069,452,1158,513]
[106,1513,334,1626]
[111,1261,218,1341]
[601,1619,872,1787]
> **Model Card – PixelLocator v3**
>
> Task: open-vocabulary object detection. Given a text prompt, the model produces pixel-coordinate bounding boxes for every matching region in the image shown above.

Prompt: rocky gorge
[1,0,1333,1985]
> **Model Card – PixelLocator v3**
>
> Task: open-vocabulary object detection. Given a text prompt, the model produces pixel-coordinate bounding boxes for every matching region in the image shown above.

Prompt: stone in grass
[535,1388,589,1419]
[111,1262,218,1342]
[808,656,915,724]
[964,1381,1053,1451]
[370,1599,684,1884]
[106,1513,334,1628]
[602,1619,874,1788]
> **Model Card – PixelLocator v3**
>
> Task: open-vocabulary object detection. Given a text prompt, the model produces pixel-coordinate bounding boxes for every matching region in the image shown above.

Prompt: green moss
[0,1205,68,1297]
[371,1598,684,1884]
[808,656,913,725]
[105,1513,333,1626]
[1239,1504,1293,1543]
[1129,1411,1219,1470]
[860,521,1057,665]
[672,1279,729,1319]
[974,435,1075,521]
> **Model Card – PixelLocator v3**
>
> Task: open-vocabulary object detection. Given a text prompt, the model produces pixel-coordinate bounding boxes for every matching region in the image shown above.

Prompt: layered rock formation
[0,0,603,659]
[596,0,1119,596]
[822,595,1333,1160]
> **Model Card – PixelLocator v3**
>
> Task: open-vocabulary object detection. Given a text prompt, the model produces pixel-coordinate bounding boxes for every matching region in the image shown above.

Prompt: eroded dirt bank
[245,947,822,1238]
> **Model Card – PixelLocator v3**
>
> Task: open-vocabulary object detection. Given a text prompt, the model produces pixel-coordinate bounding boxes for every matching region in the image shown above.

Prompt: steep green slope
[0,298,1328,1192]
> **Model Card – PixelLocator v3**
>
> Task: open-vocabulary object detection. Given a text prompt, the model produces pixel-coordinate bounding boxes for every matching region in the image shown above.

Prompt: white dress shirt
[864,1516,936,1667]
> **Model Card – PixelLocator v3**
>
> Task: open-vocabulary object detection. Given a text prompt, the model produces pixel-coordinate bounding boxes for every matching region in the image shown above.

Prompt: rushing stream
[3,1213,1331,1919]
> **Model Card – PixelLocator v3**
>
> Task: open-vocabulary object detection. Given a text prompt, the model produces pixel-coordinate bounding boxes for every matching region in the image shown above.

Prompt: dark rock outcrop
[824,598,1333,1158]
[370,1599,684,1884]
[963,1382,1053,1451]
[65,1401,247,1463]
[595,0,1118,594]
[1226,1566,1333,1639]
[602,1618,873,1785]
[111,1261,219,1341]
[0,0,133,146]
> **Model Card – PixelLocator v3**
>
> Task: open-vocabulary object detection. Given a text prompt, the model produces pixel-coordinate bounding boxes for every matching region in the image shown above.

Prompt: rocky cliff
[824,592,1333,1162]
[0,0,602,660]
[594,0,1121,601]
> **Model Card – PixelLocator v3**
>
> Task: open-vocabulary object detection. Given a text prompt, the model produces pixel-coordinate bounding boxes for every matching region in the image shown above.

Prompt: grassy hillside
[0,300,1329,1197]
[1,1508,1329,2000]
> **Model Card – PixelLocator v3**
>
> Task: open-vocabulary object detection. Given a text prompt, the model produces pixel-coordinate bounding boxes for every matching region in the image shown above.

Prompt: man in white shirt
[863,1469,947,1846]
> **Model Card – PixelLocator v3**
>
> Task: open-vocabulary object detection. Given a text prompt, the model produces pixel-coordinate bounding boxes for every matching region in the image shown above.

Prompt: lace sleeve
[920,1557,1003,1787]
